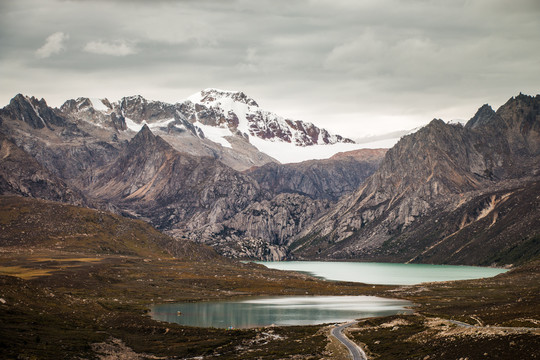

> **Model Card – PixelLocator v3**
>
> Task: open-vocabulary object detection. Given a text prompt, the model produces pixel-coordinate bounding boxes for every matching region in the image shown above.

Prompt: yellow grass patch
[32,257,103,263]
[0,266,54,279]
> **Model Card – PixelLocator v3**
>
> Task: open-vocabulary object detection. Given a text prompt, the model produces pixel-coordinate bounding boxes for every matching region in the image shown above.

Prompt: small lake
[256,261,508,285]
[150,296,413,329]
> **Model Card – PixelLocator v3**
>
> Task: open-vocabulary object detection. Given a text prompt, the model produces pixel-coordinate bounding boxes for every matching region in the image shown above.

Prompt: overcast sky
[1,0,539,137]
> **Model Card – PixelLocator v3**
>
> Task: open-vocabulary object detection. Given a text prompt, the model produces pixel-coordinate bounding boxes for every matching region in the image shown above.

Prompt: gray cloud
[1,0,539,136]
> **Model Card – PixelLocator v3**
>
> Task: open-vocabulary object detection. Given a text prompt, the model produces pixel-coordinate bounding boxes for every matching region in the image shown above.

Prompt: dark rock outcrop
[191,193,331,260]
[118,95,177,123]
[0,94,65,129]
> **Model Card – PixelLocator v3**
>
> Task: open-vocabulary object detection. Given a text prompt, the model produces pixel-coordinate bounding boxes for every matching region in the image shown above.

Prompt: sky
[1,0,539,139]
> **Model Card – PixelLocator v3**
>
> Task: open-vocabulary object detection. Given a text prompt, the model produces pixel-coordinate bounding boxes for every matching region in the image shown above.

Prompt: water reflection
[150,296,413,328]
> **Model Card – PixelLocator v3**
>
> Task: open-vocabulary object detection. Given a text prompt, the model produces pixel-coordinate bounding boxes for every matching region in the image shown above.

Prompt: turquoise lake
[256,261,508,285]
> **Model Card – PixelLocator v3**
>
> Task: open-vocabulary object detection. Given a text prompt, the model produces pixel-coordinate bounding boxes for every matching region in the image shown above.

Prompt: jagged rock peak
[188,88,259,107]
[498,93,540,117]
[117,95,177,123]
[119,95,170,111]
[133,123,155,142]
[397,118,448,142]
[60,97,111,113]
[2,94,64,129]
[466,104,497,129]
[119,95,149,110]
[128,123,173,153]
[10,94,48,111]
[428,118,446,127]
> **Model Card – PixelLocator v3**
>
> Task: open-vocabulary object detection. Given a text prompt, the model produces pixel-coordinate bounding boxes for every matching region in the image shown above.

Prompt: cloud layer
[2,0,539,136]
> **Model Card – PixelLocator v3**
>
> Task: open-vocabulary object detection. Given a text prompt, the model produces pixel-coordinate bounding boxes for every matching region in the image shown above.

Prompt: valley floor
[0,248,538,359]
[0,248,380,359]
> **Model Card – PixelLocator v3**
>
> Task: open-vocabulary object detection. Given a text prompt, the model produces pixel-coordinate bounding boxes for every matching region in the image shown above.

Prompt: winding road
[447,319,540,333]
[331,322,367,360]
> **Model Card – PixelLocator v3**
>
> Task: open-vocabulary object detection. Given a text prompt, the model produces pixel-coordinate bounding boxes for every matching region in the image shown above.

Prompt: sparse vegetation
[348,314,540,360]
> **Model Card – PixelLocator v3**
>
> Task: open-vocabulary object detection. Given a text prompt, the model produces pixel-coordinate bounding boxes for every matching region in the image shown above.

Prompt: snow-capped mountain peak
[188,88,259,108]
[184,89,355,147]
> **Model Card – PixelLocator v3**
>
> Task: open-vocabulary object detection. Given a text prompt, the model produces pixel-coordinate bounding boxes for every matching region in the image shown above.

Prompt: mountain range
[1,90,539,265]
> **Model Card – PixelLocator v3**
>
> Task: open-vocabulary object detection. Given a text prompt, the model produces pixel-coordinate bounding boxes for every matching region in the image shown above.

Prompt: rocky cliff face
[188,193,331,260]
[189,148,386,259]
[294,94,540,265]
[246,149,386,201]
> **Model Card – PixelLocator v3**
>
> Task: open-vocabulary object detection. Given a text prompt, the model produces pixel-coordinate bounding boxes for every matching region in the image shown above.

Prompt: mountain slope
[86,125,263,232]
[294,94,540,265]
[0,94,124,185]
[0,133,86,205]
[0,195,218,260]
